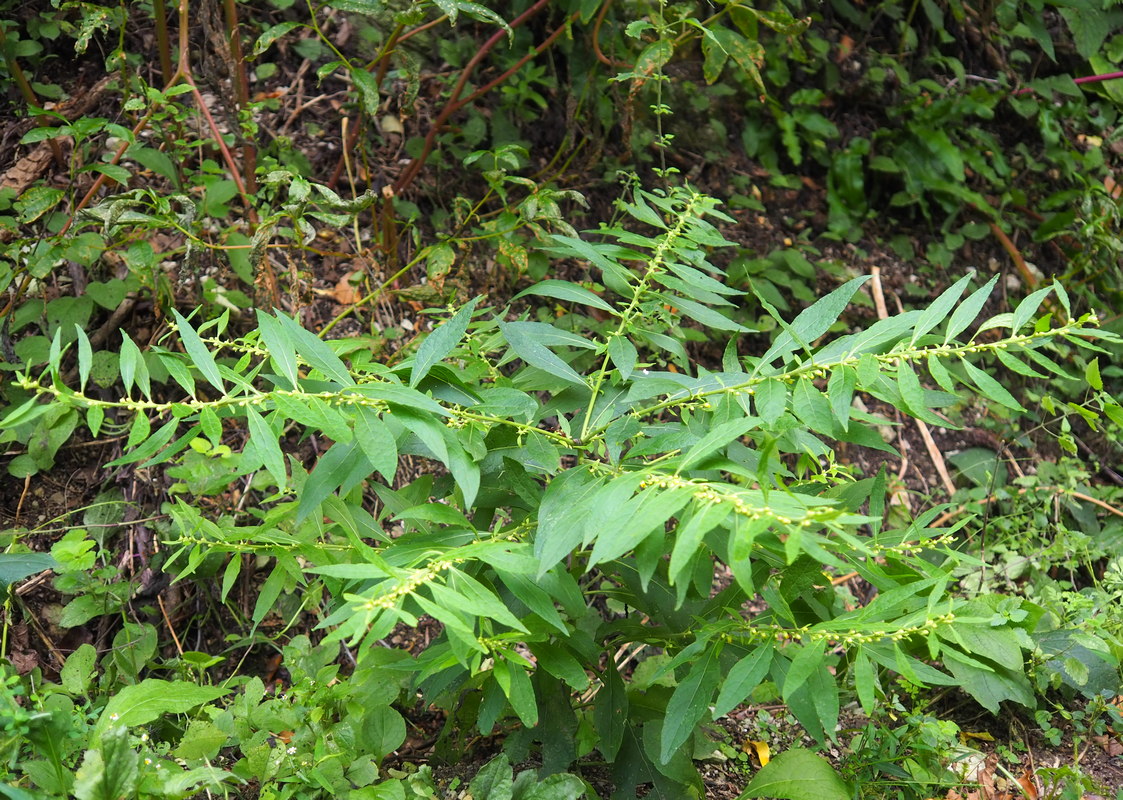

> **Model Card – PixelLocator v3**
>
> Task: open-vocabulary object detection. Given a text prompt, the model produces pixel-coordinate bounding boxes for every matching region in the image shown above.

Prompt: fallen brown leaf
[331,269,364,305]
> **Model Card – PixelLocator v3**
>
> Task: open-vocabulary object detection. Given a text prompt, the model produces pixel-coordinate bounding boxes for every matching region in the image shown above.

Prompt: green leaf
[701,27,730,83]
[274,312,355,386]
[608,335,638,382]
[895,360,945,425]
[534,466,603,575]
[994,348,1044,378]
[588,485,693,566]
[754,379,787,424]
[74,325,92,393]
[709,27,766,94]
[960,359,1026,412]
[513,280,616,313]
[782,639,827,702]
[713,646,773,719]
[661,293,749,332]
[634,38,673,78]
[361,705,406,759]
[927,354,956,393]
[350,67,381,116]
[93,680,228,738]
[937,615,1022,668]
[853,648,876,714]
[660,646,721,763]
[524,774,585,800]
[353,407,398,483]
[297,441,363,524]
[499,320,587,387]
[676,417,757,472]
[791,378,835,436]
[738,748,849,800]
[942,649,1034,713]
[527,641,589,688]
[253,20,301,55]
[827,365,856,431]
[469,754,513,800]
[1012,285,1053,333]
[440,568,528,632]
[0,552,58,589]
[495,658,537,727]
[252,564,288,625]
[758,276,869,368]
[118,332,140,397]
[594,660,628,761]
[669,501,728,585]
[943,275,998,344]
[106,418,179,467]
[245,406,286,489]
[352,382,450,417]
[172,310,224,394]
[411,297,481,387]
[256,310,300,389]
[61,643,97,695]
[910,273,973,345]
[1085,358,1102,391]
[173,721,228,761]
[74,726,138,800]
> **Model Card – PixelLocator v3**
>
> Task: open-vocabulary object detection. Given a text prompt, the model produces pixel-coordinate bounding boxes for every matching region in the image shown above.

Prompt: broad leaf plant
[4,185,1116,797]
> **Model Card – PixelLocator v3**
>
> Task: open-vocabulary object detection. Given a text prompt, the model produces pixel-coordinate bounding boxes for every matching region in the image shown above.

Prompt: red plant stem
[152,0,173,82]
[67,0,254,229]
[987,220,1038,288]
[592,0,627,68]
[394,15,446,47]
[1013,70,1123,95]
[392,0,554,193]
[222,0,257,194]
[460,14,576,108]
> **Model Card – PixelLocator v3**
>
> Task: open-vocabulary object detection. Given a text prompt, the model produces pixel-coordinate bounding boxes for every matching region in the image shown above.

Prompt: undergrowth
[1,0,1122,798]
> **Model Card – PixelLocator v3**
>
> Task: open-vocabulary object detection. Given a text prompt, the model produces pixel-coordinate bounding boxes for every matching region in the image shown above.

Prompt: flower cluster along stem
[361,558,461,612]
[733,613,954,647]
[638,473,847,529]
[595,314,1101,438]
[579,190,706,441]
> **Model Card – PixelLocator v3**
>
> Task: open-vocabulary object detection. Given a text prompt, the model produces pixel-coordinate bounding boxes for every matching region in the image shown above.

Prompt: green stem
[578,189,704,441]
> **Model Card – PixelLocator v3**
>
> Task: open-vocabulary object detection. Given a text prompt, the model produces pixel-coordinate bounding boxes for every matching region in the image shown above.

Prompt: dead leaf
[960,731,996,745]
[977,752,999,800]
[0,143,58,195]
[743,739,770,766]
[1093,734,1123,757]
[1015,768,1039,800]
[331,269,364,305]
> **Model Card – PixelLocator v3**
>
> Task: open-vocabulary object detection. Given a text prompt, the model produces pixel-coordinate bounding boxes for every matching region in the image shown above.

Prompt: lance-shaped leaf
[172,310,224,394]
[513,279,616,313]
[256,310,299,389]
[498,320,587,387]
[910,273,974,345]
[274,311,355,386]
[944,274,998,344]
[757,276,869,368]
[660,646,721,764]
[411,297,481,387]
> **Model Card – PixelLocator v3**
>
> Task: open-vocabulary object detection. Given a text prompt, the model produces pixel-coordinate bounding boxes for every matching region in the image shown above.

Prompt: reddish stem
[392,0,554,193]
[1013,70,1123,96]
